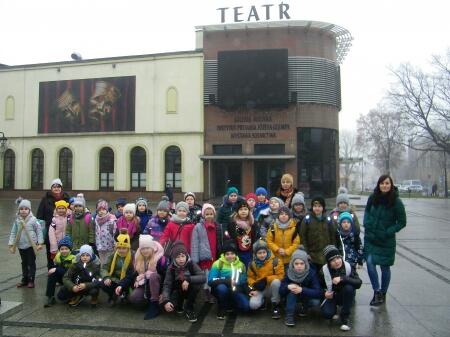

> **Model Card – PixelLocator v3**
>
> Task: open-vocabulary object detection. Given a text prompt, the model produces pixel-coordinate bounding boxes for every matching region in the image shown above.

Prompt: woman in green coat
[363,175,406,306]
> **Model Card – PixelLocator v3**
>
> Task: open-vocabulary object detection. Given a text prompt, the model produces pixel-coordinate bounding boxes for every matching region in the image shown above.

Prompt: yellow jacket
[247,253,284,289]
[266,219,301,265]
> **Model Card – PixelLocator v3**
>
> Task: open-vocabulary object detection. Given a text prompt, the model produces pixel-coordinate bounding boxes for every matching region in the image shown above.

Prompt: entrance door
[254,161,284,196]
[212,161,242,197]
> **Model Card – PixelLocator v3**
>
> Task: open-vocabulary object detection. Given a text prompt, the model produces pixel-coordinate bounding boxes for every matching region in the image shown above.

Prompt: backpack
[69,212,92,227]
[268,222,299,242]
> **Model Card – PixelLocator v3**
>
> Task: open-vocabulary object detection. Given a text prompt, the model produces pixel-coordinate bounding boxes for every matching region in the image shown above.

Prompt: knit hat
[55,200,69,209]
[253,239,269,254]
[278,206,292,219]
[235,198,249,211]
[311,196,326,209]
[170,240,188,259]
[184,192,196,201]
[58,235,73,250]
[323,245,341,263]
[281,173,294,185]
[115,198,127,207]
[96,200,109,211]
[336,187,350,206]
[17,198,31,210]
[291,192,305,206]
[136,197,148,209]
[157,196,171,211]
[116,233,131,249]
[123,203,136,215]
[139,234,157,250]
[245,193,257,202]
[201,203,216,217]
[50,178,63,188]
[222,240,238,255]
[69,197,75,205]
[175,201,189,213]
[269,197,284,208]
[338,212,353,225]
[72,196,86,207]
[255,187,268,197]
[79,244,94,259]
[226,186,239,196]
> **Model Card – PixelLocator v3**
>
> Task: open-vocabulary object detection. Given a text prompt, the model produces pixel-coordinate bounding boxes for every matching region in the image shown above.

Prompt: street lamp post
[0,132,8,156]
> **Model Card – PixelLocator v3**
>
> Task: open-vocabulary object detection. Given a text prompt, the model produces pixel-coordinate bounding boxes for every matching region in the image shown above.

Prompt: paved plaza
[0,196,449,337]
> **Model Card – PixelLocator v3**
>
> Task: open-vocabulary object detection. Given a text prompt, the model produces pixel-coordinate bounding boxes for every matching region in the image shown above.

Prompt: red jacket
[160,220,195,254]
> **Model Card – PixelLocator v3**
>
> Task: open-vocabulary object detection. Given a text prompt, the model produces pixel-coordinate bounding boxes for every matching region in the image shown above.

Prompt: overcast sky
[1,0,448,131]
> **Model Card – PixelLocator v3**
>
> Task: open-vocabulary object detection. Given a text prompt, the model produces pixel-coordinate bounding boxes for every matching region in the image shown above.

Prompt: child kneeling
[247,240,284,318]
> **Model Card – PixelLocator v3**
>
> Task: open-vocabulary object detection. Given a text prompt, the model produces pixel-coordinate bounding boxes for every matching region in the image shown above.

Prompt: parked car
[401,180,423,192]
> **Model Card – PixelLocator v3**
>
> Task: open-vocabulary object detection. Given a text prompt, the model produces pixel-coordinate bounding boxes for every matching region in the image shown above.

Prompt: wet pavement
[0,196,449,337]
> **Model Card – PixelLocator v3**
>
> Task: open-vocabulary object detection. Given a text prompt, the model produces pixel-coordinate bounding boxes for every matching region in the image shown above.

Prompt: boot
[271,302,281,319]
[44,296,56,308]
[379,292,386,304]
[144,301,160,320]
[370,290,382,306]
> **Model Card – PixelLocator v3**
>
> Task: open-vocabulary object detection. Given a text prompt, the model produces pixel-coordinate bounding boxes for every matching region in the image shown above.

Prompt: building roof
[195,20,353,64]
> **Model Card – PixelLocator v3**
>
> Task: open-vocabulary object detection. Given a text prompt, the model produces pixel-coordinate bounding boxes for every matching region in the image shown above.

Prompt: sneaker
[186,310,198,323]
[340,318,351,331]
[271,303,281,319]
[16,281,27,288]
[27,282,35,288]
[175,306,184,314]
[216,309,226,320]
[285,315,295,327]
[332,314,340,320]
[68,295,85,307]
[107,296,117,307]
[44,296,56,308]
[297,304,307,317]
[90,296,99,308]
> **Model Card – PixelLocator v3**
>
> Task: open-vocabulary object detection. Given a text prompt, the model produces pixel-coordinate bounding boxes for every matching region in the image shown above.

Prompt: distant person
[431,183,438,197]
[184,192,202,225]
[363,174,406,306]
[164,184,174,210]
[276,173,299,208]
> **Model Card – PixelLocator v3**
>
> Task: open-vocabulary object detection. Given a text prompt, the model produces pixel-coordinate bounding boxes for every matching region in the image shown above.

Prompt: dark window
[3,149,15,189]
[31,148,44,190]
[165,146,181,189]
[297,128,337,198]
[254,144,285,155]
[99,147,114,190]
[212,144,242,155]
[131,146,146,190]
[59,147,72,190]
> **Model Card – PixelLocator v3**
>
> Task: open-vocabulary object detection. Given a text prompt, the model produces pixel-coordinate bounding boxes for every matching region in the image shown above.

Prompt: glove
[253,278,267,291]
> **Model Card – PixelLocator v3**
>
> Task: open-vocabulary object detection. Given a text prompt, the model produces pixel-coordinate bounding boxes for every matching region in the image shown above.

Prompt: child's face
[281,179,292,190]
[117,205,124,214]
[312,203,323,216]
[341,219,352,231]
[157,209,169,218]
[97,208,107,217]
[117,247,129,257]
[257,194,266,203]
[59,246,70,257]
[140,247,153,258]
[278,211,290,223]
[293,204,304,213]
[237,206,249,219]
[80,253,91,264]
[56,206,67,216]
[19,207,30,218]
[269,200,280,212]
[338,202,348,211]
[137,203,146,213]
[293,259,306,272]
[185,196,195,207]
[330,256,343,269]
[247,198,256,209]
[224,251,236,263]
[204,209,215,222]
[228,193,238,203]
[176,208,188,218]
[124,210,134,221]
[175,253,187,266]
[74,205,84,213]
[256,249,267,261]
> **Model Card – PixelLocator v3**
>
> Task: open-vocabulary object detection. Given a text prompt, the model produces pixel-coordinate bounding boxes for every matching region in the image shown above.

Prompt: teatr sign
[217,2,291,23]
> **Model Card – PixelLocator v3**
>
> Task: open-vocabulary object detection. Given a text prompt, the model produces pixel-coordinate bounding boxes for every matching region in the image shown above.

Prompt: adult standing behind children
[363,174,406,306]
[276,173,298,208]
[36,178,70,268]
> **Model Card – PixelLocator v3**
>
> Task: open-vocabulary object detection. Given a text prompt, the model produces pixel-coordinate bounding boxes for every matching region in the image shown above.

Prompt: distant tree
[339,129,362,189]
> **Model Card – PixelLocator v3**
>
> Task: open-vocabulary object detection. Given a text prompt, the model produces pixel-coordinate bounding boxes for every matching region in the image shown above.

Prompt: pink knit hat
[201,203,216,217]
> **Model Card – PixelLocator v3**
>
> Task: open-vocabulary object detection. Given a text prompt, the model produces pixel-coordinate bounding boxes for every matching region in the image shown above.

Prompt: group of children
[8,174,365,331]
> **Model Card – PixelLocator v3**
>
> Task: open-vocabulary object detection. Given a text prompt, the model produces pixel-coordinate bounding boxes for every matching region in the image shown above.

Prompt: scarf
[117,216,138,238]
[137,211,150,232]
[275,219,290,230]
[280,186,294,205]
[96,212,112,226]
[109,249,132,280]
[52,191,63,201]
[236,219,250,231]
[287,256,310,284]
[171,214,189,225]
[74,210,85,219]
[254,250,271,268]
[171,257,190,282]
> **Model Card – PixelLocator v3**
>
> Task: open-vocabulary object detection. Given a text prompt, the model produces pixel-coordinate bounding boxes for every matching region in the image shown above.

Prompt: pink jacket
[49,214,67,253]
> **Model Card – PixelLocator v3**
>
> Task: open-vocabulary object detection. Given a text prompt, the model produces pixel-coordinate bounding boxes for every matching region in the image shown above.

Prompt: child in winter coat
[145,196,171,241]
[245,193,257,218]
[321,245,362,331]
[66,196,94,251]
[58,244,101,307]
[253,187,269,220]
[160,201,195,256]
[336,212,363,269]
[95,200,117,264]
[8,199,44,288]
[136,197,153,234]
[300,196,336,271]
[329,187,361,234]
[280,248,321,327]
[161,241,206,323]
[266,206,301,268]
[115,197,127,219]
[291,192,306,226]
[247,240,284,318]
[48,200,70,259]
[208,241,249,319]
[115,203,140,251]
[44,235,76,307]
[227,199,259,267]
[258,197,284,239]
[184,192,203,225]
[101,233,135,305]
[275,173,299,208]
[130,235,167,319]
[216,186,240,229]
[191,203,223,303]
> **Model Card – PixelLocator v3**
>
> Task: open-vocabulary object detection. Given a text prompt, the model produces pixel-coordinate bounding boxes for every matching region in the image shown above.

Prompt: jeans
[321,284,355,320]
[366,254,391,293]
[249,279,281,309]
[212,284,250,312]
[285,292,320,315]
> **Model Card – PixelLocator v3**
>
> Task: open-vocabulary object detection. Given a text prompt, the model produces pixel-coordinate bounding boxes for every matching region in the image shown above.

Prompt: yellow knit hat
[116,233,131,249]
[54,200,69,209]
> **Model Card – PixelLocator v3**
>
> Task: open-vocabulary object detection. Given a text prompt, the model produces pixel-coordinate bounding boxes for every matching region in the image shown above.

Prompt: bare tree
[357,104,406,175]
[339,129,362,188]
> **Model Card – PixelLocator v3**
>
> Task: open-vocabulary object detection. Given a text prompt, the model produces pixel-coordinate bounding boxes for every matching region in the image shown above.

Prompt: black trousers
[170,283,201,311]
[19,247,36,282]
[57,286,99,301]
[45,268,65,297]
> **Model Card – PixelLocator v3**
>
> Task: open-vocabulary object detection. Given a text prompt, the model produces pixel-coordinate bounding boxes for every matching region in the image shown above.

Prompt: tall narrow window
[3,149,15,189]
[31,148,44,190]
[166,87,178,113]
[165,146,181,189]
[5,96,15,120]
[59,147,72,190]
[99,147,114,190]
[130,146,146,190]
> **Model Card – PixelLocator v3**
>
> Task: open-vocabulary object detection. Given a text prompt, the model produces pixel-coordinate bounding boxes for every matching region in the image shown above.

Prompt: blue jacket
[279,266,322,299]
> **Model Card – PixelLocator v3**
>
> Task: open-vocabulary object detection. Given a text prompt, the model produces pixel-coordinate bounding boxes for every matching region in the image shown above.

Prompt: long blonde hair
[134,240,164,274]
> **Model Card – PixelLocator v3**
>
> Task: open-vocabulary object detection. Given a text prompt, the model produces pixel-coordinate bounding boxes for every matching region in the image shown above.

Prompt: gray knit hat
[72,196,86,207]
[253,239,270,254]
[175,201,189,213]
[336,187,350,206]
[184,192,196,201]
[17,198,32,211]
[269,197,285,208]
[291,192,305,206]
[157,196,171,211]
[135,197,148,209]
